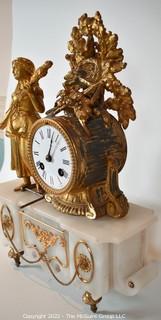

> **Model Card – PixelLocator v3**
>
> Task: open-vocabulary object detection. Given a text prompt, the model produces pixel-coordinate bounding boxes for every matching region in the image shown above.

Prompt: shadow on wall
[0,96,6,172]
[0,138,4,170]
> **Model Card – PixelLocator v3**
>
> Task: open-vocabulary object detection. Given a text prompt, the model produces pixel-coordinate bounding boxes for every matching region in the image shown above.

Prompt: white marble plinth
[0,180,160,301]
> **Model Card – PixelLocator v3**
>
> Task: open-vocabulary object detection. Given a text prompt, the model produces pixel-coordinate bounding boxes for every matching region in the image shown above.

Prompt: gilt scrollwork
[48,11,136,131]
[0,204,14,240]
[77,253,92,273]
[3,212,95,286]
[74,240,94,283]
[24,220,66,250]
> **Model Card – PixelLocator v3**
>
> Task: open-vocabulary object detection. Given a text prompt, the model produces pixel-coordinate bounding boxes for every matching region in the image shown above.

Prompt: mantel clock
[27,11,136,219]
[2,12,159,317]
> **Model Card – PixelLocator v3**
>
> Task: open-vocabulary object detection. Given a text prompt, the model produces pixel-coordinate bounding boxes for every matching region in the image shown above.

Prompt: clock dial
[31,123,73,191]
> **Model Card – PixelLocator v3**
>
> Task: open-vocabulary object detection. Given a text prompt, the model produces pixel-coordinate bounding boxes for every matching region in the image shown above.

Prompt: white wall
[0,0,12,96]
[0,0,12,175]
[1,0,161,212]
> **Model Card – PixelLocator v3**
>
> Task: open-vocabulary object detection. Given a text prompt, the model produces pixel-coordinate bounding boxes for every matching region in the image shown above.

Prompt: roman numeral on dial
[35,140,40,145]
[63,170,68,179]
[60,146,67,152]
[47,128,51,139]
[55,134,59,142]
[39,129,44,140]
[50,176,54,185]
[63,159,69,165]
[42,170,47,180]
[36,161,41,169]
[57,176,62,185]
[34,151,39,156]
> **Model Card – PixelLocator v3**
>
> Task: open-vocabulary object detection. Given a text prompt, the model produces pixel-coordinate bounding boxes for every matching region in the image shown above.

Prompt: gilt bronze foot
[8,248,24,267]
[82,291,102,313]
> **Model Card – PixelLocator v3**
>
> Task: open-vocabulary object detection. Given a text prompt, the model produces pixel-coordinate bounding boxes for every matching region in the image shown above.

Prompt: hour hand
[46,132,54,162]
[46,154,52,162]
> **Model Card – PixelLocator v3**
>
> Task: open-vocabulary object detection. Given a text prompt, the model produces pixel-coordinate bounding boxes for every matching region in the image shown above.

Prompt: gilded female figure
[0,57,50,190]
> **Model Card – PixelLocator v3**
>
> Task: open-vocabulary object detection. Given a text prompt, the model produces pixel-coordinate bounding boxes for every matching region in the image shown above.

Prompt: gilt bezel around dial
[27,117,78,195]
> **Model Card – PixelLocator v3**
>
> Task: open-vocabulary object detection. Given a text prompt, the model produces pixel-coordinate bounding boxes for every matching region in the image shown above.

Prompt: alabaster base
[0,180,160,311]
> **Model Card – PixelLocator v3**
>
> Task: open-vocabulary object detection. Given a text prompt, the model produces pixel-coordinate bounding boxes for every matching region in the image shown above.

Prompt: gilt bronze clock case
[28,113,128,220]
[27,11,136,220]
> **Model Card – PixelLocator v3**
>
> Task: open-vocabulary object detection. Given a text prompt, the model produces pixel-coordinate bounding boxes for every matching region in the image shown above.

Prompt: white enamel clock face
[31,123,73,192]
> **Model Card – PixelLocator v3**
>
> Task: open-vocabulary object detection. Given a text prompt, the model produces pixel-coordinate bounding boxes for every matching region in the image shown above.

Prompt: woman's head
[12,57,35,80]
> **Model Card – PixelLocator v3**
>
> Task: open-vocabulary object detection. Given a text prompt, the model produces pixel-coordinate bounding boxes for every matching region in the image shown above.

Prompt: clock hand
[46,132,54,162]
